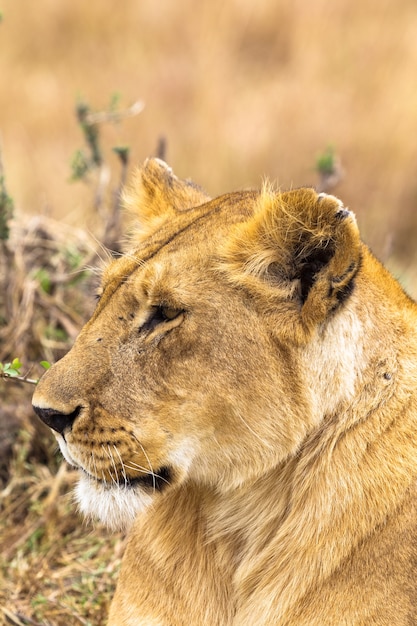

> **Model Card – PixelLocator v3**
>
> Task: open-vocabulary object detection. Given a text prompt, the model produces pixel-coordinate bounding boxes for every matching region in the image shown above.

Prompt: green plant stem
[1,372,38,385]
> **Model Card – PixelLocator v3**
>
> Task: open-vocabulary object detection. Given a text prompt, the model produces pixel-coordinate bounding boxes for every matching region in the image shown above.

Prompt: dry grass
[0,433,124,626]
[0,212,123,625]
[1,1,417,623]
[0,139,126,624]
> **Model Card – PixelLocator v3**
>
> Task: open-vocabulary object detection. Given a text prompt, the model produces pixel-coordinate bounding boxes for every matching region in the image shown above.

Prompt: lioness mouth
[130,466,172,491]
[82,466,172,492]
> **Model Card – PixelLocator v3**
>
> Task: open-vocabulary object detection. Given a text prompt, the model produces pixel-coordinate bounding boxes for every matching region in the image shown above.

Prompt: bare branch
[85,100,145,125]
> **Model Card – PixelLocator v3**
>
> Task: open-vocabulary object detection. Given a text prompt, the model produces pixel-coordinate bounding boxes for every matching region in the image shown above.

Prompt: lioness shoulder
[33,159,417,625]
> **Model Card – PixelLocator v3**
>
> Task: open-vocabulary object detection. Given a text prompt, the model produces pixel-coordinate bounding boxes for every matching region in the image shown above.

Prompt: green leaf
[12,357,22,370]
[316,146,336,176]
[0,357,22,377]
[40,361,51,370]
[4,367,19,377]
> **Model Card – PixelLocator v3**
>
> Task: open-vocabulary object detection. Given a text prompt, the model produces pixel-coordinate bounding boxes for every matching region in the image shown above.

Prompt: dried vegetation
[0,106,134,625]
[0,218,124,624]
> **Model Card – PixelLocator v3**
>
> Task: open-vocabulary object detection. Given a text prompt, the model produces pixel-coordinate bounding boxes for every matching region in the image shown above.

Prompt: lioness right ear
[124,158,211,234]
[222,187,362,343]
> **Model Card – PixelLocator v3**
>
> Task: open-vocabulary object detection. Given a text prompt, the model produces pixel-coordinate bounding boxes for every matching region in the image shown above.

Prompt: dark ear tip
[317,192,351,221]
[335,208,351,220]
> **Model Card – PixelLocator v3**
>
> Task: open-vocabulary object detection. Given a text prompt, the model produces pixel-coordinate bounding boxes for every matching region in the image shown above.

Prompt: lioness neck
[229,249,417,624]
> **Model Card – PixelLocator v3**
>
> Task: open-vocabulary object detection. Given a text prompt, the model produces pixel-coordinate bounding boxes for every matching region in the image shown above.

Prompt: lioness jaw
[33,159,417,626]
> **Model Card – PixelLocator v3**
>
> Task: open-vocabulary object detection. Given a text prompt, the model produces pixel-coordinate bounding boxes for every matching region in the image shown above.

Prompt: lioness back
[33,159,417,625]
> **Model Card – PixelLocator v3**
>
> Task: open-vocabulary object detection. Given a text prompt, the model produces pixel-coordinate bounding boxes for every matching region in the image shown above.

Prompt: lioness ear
[223,187,362,342]
[124,158,210,233]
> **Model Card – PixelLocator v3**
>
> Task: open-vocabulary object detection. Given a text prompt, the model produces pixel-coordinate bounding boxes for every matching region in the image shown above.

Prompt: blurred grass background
[1,0,417,624]
[2,0,417,267]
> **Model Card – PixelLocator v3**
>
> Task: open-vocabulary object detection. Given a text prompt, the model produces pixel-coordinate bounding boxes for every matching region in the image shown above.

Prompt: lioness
[33,159,417,625]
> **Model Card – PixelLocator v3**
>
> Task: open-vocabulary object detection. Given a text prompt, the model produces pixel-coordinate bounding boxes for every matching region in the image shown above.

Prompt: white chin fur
[75,474,153,532]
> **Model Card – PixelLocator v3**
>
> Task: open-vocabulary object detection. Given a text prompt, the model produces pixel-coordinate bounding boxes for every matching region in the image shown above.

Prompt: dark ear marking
[328,257,362,306]
[333,279,355,306]
[331,261,358,285]
[298,242,335,304]
[294,197,360,310]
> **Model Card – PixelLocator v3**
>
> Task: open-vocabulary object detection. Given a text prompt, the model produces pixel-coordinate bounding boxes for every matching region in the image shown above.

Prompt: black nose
[33,405,81,436]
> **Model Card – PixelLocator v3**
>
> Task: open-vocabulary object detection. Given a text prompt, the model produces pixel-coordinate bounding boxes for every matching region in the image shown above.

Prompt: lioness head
[33,158,363,531]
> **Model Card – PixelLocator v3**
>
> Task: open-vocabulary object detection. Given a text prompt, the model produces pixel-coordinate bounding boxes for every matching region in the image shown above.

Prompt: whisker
[113,445,128,487]
[126,457,171,486]
[102,444,119,486]
[123,461,170,485]
[85,230,115,263]
[123,460,153,473]
[85,453,93,477]
[129,437,158,491]
[83,264,103,276]
[91,450,99,480]
[117,249,147,268]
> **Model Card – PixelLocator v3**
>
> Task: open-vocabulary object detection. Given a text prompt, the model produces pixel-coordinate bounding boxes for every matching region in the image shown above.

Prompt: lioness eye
[141,306,182,333]
[161,307,179,321]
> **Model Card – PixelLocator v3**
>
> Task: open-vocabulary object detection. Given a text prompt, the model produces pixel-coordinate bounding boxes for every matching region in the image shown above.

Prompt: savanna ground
[1,0,417,623]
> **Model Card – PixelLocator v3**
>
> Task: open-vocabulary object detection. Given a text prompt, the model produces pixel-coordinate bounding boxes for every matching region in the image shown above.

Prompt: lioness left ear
[124,158,211,234]
[223,187,362,341]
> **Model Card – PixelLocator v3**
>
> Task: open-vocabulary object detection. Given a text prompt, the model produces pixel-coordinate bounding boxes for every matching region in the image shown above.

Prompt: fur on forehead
[123,158,211,240]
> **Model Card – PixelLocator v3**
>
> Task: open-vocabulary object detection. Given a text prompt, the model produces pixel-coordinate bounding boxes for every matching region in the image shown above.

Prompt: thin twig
[1,373,38,385]
[85,99,145,125]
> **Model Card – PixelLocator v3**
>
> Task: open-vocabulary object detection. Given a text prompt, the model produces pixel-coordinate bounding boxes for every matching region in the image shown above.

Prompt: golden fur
[33,158,417,625]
